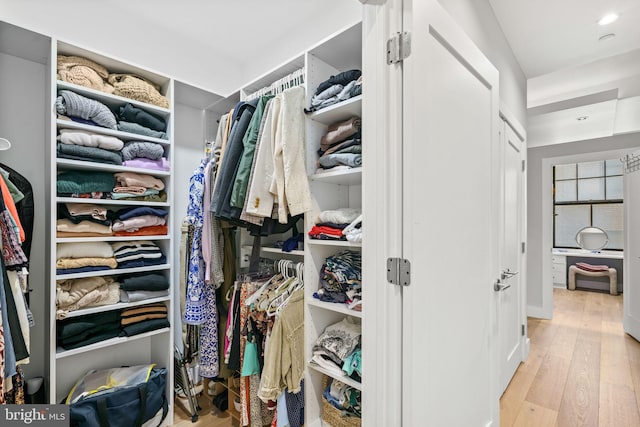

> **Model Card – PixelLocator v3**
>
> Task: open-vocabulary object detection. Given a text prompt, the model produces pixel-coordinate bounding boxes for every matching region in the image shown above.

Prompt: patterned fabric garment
[320,250,361,293]
[199,283,219,378]
[285,381,305,427]
[183,159,207,325]
[313,317,362,362]
[4,366,25,404]
[239,283,250,426]
[0,209,27,266]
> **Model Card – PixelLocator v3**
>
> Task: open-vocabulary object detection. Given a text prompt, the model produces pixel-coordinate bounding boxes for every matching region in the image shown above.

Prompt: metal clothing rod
[621,151,640,174]
[245,67,305,101]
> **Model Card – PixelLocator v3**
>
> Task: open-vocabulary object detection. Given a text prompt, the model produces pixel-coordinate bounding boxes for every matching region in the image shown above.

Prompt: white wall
[527,133,640,316]
[437,0,528,126]
[172,103,209,347]
[0,52,47,379]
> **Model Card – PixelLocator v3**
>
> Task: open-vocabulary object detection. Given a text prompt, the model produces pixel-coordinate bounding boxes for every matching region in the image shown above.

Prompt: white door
[401,0,500,425]
[624,168,640,341]
[498,121,525,394]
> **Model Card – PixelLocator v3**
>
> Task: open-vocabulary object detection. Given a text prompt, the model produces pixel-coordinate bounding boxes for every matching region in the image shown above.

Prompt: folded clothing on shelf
[122,157,170,171]
[109,74,169,109]
[312,317,362,383]
[58,203,112,226]
[119,289,169,303]
[121,303,167,326]
[56,218,113,236]
[57,143,123,165]
[57,55,113,93]
[119,272,169,291]
[57,310,121,350]
[58,129,124,151]
[113,224,168,237]
[306,70,362,113]
[114,171,165,190]
[56,170,115,195]
[56,276,120,319]
[112,241,164,265]
[118,103,166,132]
[55,90,118,130]
[117,121,167,139]
[56,256,118,274]
[323,378,361,418]
[121,141,165,161]
[116,206,168,221]
[309,208,361,241]
[56,241,114,260]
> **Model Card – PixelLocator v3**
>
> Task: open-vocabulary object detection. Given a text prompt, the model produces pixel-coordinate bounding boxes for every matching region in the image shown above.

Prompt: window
[553,160,623,250]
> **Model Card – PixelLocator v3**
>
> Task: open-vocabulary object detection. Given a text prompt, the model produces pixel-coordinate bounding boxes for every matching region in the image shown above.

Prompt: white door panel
[624,170,640,341]
[402,1,500,425]
[498,123,524,394]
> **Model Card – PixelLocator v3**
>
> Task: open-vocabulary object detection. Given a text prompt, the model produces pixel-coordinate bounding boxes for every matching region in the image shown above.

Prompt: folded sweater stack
[121,141,169,171]
[56,241,117,275]
[111,240,166,269]
[309,208,361,241]
[117,103,167,140]
[57,202,116,237]
[316,117,362,173]
[112,172,166,203]
[57,170,115,200]
[57,310,121,350]
[306,69,362,113]
[56,276,120,319]
[311,318,362,382]
[120,303,169,337]
[57,55,169,108]
[119,272,170,303]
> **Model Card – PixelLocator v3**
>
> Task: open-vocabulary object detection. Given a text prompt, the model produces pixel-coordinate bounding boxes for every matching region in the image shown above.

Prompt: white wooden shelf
[307,240,362,248]
[56,197,169,207]
[310,168,362,185]
[56,264,170,280]
[57,80,171,117]
[55,327,170,359]
[56,119,170,145]
[307,298,363,318]
[308,95,362,125]
[308,362,362,391]
[56,235,170,244]
[60,296,170,319]
[261,247,304,257]
[56,158,170,177]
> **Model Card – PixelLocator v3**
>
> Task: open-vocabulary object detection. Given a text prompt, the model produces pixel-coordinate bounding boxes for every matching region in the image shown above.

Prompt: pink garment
[112,215,166,232]
[112,186,147,195]
[114,172,165,190]
[123,157,170,171]
[576,262,610,272]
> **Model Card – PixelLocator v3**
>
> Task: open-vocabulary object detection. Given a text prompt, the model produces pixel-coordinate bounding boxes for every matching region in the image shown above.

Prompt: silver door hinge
[387,257,411,286]
[522,160,526,172]
[387,32,411,64]
[521,324,526,336]
[521,242,526,253]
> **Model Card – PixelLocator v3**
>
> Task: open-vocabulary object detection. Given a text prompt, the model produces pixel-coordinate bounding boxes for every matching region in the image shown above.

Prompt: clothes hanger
[0,137,11,151]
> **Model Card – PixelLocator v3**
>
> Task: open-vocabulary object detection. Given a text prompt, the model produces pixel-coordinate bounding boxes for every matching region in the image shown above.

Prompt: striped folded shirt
[111,241,163,263]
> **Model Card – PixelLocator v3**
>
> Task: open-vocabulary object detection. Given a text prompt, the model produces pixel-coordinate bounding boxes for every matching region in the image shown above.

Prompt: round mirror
[575,226,609,251]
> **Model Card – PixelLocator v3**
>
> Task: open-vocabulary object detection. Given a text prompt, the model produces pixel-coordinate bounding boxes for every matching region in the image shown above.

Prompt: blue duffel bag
[67,365,168,427]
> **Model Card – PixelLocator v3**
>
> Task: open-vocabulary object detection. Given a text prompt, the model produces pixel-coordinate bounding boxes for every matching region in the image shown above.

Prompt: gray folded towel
[55,90,118,130]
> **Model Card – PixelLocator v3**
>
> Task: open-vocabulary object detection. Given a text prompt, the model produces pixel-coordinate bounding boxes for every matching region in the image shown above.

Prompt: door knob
[494,280,511,292]
[501,268,519,280]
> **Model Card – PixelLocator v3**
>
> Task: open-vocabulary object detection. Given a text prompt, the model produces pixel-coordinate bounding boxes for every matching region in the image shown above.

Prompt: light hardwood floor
[501,288,640,427]
[172,391,233,427]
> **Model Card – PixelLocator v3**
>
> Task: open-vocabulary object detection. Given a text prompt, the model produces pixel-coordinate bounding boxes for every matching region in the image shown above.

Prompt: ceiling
[489,0,640,79]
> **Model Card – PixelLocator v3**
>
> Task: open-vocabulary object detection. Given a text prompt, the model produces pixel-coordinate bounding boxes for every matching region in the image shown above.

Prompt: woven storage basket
[321,376,362,427]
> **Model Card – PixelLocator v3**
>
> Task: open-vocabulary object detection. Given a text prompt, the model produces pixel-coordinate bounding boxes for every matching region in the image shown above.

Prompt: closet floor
[500,288,640,426]
[172,394,233,427]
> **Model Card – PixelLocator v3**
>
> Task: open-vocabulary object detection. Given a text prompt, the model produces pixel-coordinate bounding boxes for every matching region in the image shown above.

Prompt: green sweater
[230,95,274,209]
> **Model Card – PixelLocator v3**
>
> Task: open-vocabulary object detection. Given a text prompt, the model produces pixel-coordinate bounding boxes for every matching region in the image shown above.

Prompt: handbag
[68,365,168,427]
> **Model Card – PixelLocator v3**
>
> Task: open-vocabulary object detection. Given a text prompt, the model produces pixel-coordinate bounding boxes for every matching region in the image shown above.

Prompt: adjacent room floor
[501,288,640,426]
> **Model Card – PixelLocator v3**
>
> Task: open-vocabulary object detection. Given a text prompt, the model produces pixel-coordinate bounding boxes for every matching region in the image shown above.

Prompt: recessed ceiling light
[599,33,616,42]
[577,116,589,121]
[598,13,618,26]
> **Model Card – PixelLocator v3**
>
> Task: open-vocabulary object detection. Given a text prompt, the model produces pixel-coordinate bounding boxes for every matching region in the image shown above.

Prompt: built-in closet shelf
[60,296,170,319]
[55,264,170,280]
[56,159,171,177]
[307,363,362,391]
[56,81,171,117]
[261,247,304,257]
[308,95,362,125]
[56,235,170,244]
[55,328,170,359]
[307,240,362,248]
[56,120,170,145]
[310,168,362,185]
[56,197,169,207]
[307,298,363,318]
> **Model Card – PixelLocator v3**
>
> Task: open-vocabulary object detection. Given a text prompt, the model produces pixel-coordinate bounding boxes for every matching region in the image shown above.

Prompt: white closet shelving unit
[47,41,175,420]
[302,23,363,427]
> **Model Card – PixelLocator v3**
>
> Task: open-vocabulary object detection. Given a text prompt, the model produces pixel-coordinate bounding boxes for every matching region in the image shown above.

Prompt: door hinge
[387,257,411,286]
[522,160,526,172]
[521,324,526,336]
[387,32,411,64]
[521,242,526,253]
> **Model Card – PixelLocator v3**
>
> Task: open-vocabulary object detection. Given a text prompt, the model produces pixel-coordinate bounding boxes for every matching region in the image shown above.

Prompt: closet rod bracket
[387,257,411,286]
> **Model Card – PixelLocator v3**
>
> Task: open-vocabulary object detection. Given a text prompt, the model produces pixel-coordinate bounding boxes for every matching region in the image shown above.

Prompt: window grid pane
[605,159,623,176]
[555,164,577,180]
[593,204,624,250]
[577,178,605,201]
[555,205,590,247]
[556,180,577,202]
[578,161,604,178]
[606,176,623,200]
